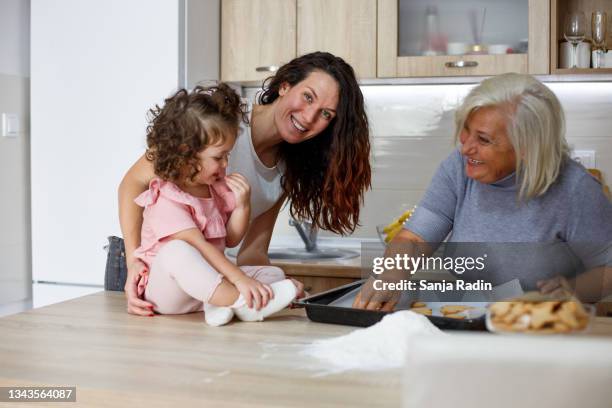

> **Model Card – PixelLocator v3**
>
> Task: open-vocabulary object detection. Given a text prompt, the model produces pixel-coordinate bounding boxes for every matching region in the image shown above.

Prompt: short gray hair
[455,73,569,201]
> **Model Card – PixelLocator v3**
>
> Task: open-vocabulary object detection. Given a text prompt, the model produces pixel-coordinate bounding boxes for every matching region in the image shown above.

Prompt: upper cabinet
[221,0,296,82]
[222,0,612,81]
[551,0,612,74]
[221,0,377,82]
[297,0,377,79]
[377,0,550,77]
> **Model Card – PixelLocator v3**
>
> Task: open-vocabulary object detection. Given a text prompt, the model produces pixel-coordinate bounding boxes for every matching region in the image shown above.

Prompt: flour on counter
[301,311,444,374]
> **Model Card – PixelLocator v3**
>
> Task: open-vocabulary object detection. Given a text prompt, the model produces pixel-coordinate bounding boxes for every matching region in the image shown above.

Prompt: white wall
[331,81,612,240]
[31,0,180,284]
[245,82,612,244]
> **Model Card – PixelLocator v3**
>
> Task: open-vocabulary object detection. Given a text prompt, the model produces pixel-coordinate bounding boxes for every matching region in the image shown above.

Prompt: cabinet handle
[255,65,280,73]
[445,60,478,68]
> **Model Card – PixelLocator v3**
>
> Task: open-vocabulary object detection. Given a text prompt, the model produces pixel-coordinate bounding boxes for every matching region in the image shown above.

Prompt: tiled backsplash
[245,82,612,243]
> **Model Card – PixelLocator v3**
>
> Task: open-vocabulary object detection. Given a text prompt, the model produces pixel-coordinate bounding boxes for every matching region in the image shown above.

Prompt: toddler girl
[133,84,297,326]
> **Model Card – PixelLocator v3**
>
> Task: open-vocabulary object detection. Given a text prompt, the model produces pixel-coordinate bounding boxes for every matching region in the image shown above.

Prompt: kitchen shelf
[552,68,612,74]
[551,0,612,74]
[236,74,612,88]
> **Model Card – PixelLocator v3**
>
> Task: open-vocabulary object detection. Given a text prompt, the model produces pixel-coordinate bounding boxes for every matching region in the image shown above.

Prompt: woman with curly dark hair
[130,83,298,326]
[120,52,371,316]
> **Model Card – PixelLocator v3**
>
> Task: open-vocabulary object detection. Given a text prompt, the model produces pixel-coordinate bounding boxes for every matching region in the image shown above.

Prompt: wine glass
[564,12,587,68]
[592,11,608,68]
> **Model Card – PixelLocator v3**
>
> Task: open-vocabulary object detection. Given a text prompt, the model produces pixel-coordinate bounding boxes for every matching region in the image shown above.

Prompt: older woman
[355,73,612,310]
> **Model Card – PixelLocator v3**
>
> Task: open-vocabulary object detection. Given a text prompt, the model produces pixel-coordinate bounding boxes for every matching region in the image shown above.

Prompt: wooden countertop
[2,292,612,407]
[0,292,400,407]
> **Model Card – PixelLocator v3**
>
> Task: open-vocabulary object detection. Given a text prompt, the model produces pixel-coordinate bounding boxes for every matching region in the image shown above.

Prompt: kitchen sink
[266,248,359,261]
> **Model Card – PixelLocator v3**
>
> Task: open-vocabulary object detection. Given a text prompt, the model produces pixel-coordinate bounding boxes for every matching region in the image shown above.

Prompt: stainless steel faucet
[289,218,318,252]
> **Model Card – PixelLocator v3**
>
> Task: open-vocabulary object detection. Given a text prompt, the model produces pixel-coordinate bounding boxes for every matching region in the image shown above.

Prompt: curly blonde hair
[145,83,245,182]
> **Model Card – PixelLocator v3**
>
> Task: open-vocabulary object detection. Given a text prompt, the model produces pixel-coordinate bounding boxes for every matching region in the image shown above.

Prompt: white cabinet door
[31,0,180,284]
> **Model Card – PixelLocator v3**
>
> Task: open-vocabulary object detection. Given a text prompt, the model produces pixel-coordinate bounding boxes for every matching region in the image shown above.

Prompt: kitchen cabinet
[221,0,297,82]
[221,0,377,82]
[377,0,550,77]
[295,275,359,295]
[297,0,377,79]
[551,0,612,74]
[273,261,362,294]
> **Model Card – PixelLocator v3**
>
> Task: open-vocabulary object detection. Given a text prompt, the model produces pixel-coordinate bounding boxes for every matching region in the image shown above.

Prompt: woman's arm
[235,196,285,266]
[118,153,156,315]
[119,154,155,260]
[538,265,612,302]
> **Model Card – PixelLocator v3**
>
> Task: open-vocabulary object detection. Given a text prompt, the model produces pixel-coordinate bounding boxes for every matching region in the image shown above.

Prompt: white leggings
[145,240,286,314]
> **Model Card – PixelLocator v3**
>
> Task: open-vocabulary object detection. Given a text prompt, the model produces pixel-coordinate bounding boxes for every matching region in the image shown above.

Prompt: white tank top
[228,104,284,220]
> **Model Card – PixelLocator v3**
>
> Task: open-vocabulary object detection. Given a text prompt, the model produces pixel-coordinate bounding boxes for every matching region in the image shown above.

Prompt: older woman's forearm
[385,229,434,259]
[379,229,434,280]
[573,266,612,303]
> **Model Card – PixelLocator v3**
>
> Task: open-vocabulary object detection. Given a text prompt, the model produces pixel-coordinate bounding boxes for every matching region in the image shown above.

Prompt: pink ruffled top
[133,178,235,293]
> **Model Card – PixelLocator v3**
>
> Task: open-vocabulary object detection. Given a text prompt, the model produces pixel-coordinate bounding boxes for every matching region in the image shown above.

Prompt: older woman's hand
[352,276,400,311]
[352,228,429,311]
[537,275,573,298]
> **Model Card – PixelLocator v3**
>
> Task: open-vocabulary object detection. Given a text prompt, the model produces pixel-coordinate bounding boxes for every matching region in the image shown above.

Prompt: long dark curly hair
[145,84,245,183]
[258,52,371,235]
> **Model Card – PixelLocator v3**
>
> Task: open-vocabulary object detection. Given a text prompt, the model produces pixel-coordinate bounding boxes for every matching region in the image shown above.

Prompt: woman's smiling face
[274,70,340,144]
[460,106,517,184]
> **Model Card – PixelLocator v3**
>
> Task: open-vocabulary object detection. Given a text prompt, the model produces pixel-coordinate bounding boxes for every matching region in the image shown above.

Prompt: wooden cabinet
[221,0,377,82]
[274,262,362,295]
[221,0,612,81]
[378,0,550,77]
[221,0,296,82]
[297,0,377,79]
[551,0,612,74]
[294,275,359,295]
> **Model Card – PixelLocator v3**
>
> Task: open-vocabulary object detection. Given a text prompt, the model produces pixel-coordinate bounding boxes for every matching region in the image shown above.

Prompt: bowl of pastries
[486,292,594,334]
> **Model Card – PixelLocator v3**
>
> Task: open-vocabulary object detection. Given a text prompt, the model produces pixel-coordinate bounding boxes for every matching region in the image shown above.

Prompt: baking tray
[293,280,487,331]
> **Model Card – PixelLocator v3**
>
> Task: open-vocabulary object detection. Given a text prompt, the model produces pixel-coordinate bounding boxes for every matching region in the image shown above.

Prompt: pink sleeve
[146,195,199,240]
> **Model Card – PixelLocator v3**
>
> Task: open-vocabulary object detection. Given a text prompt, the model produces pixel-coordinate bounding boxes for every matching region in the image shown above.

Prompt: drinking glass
[592,11,608,68]
[564,12,587,68]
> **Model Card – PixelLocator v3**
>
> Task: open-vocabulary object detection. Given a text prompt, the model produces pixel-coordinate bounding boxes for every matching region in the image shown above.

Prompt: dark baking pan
[293,280,487,331]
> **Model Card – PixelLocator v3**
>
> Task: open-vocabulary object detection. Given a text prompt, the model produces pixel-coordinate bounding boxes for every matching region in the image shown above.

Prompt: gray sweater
[405,149,612,289]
